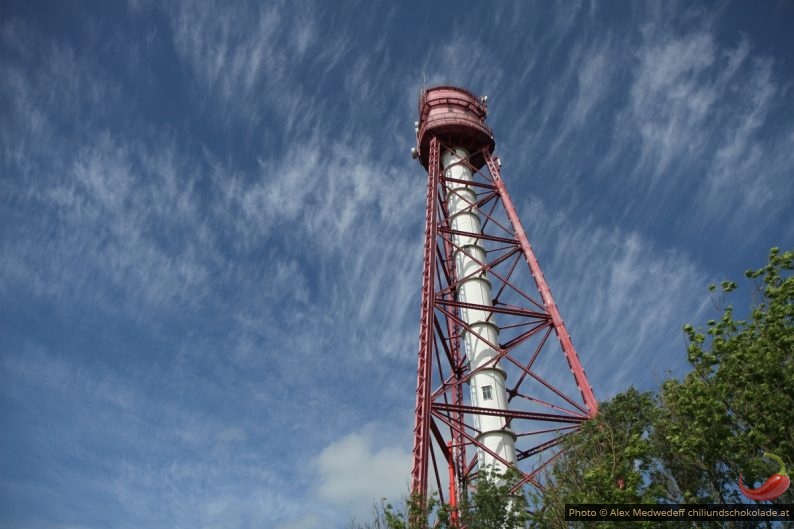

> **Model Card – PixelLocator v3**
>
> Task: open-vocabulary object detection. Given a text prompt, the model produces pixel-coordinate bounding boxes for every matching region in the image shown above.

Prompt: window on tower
[482,385,493,400]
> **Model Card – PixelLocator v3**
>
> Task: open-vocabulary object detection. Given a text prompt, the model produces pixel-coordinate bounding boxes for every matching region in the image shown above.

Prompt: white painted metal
[443,147,517,479]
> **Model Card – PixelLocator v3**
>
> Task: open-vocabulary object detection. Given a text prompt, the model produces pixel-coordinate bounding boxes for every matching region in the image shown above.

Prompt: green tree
[529,388,675,529]
[350,469,528,529]
[456,468,529,529]
[655,248,793,505]
[348,493,436,529]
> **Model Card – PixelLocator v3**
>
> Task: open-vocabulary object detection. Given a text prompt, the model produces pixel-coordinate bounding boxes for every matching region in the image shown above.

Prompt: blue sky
[1,1,793,528]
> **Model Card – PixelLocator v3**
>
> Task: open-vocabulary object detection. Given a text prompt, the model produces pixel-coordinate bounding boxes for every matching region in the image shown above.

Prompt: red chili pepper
[739,452,790,501]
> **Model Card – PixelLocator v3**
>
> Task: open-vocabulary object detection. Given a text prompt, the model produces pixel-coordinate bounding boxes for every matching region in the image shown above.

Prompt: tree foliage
[656,247,793,505]
[529,389,676,529]
[350,470,528,529]
[456,468,530,529]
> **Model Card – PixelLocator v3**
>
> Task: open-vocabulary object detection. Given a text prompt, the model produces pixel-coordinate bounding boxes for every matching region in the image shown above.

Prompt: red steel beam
[485,151,598,417]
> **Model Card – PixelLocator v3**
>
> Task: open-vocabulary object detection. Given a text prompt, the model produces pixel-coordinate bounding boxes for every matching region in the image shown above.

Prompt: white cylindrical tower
[443,147,517,478]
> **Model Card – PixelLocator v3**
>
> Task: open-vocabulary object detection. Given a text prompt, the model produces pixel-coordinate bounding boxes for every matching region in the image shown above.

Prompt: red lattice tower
[409,86,598,508]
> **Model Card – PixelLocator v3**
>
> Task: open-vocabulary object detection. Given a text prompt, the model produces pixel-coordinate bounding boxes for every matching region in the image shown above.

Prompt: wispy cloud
[516,195,710,396]
[604,7,794,233]
[2,346,287,527]
[163,0,353,142]
[700,55,793,232]
[624,28,719,178]
[275,514,323,529]
[2,131,215,319]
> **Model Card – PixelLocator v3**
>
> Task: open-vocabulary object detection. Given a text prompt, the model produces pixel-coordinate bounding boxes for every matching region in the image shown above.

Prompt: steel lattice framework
[409,86,598,507]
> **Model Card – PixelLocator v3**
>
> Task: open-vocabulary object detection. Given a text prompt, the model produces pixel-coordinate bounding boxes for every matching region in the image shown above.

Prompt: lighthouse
[409,86,597,506]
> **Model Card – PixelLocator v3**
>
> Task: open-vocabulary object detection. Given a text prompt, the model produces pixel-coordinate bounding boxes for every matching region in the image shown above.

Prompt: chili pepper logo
[739,452,790,501]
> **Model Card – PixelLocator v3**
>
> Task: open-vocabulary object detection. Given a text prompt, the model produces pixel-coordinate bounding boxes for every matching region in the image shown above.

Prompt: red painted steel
[486,153,598,414]
[417,86,494,171]
[410,137,440,499]
[410,86,598,507]
[447,441,459,527]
